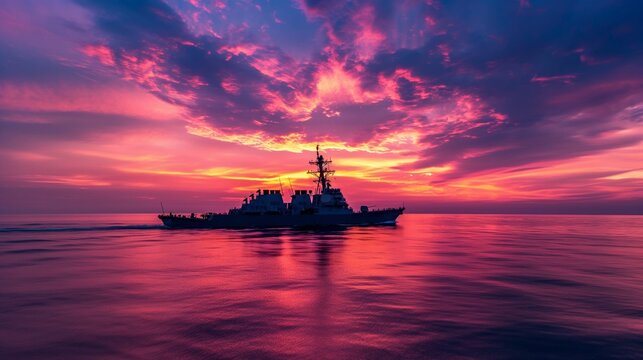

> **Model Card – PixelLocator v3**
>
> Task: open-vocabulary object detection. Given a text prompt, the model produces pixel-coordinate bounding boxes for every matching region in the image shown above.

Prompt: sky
[0,0,642,214]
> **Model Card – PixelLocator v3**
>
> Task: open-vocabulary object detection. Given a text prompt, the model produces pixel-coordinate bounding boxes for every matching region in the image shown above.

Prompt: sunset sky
[1,0,642,214]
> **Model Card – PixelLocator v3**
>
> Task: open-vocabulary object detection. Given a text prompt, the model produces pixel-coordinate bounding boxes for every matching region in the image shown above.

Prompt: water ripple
[0,214,642,359]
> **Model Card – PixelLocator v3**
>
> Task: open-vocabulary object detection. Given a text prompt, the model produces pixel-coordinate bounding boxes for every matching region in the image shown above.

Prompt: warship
[158,146,404,229]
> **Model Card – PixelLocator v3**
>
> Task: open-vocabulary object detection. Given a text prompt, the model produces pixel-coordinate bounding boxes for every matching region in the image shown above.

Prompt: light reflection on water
[1,214,642,359]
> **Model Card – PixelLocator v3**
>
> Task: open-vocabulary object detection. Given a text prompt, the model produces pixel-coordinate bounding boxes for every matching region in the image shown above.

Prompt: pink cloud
[531,74,576,84]
[221,77,240,94]
[81,44,115,66]
[351,5,386,60]
[218,43,259,57]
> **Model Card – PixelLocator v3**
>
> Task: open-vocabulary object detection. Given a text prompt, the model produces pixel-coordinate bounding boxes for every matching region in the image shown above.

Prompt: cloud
[1,0,642,212]
[72,0,496,153]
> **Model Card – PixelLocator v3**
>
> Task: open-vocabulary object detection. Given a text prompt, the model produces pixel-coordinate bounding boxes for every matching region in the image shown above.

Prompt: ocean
[1,214,642,359]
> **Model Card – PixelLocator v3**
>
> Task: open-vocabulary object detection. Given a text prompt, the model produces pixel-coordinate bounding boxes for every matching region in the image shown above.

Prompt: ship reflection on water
[236,226,351,261]
[1,214,643,359]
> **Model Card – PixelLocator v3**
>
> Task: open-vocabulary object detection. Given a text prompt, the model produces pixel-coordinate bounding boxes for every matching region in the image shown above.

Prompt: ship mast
[308,145,335,194]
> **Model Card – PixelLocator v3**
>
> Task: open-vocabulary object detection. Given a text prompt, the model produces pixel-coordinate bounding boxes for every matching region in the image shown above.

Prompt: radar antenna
[308,144,335,194]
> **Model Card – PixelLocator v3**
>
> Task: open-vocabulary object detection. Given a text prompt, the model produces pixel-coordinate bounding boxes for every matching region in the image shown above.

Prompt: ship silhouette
[158,146,404,228]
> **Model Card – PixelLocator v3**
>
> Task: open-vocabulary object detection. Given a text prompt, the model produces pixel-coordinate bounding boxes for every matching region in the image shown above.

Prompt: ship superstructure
[159,146,404,228]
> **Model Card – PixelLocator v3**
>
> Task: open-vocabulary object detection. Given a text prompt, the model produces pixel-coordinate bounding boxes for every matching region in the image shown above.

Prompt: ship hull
[159,208,404,229]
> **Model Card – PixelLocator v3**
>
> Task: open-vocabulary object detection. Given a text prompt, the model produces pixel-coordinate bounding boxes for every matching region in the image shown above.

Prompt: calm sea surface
[1,214,642,359]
